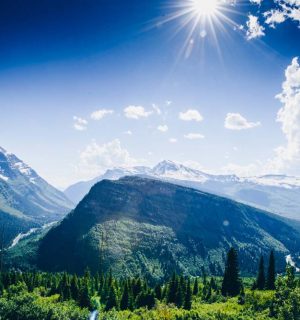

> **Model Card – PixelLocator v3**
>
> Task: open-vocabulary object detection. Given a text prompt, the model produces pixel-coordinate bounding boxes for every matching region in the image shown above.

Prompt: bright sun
[191,0,219,17]
[157,0,237,58]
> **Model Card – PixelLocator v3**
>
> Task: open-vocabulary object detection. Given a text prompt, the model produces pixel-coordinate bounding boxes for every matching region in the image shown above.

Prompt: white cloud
[152,104,162,115]
[184,133,205,140]
[264,9,286,27]
[268,57,300,172]
[73,116,88,131]
[166,100,172,106]
[179,109,203,122]
[257,0,300,32]
[224,113,261,130]
[124,130,133,135]
[250,0,263,4]
[124,105,153,119]
[90,109,114,120]
[157,125,169,132]
[246,15,265,40]
[76,139,137,179]
[169,138,178,143]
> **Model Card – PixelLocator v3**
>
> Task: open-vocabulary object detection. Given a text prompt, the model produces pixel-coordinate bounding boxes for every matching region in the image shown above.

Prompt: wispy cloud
[224,113,261,130]
[73,116,88,131]
[152,104,162,115]
[91,109,114,120]
[157,125,168,132]
[169,138,178,143]
[179,109,203,122]
[124,105,153,119]
[184,133,205,140]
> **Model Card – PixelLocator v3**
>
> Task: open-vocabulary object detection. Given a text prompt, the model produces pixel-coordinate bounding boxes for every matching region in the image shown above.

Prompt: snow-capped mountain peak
[0,146,38,184]
[152,160,209,182]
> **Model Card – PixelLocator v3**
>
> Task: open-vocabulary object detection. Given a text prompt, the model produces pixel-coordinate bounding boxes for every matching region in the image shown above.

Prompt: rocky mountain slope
[0,146,74,246]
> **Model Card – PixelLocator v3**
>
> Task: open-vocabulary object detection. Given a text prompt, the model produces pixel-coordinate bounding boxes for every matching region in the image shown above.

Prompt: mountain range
[7,176,300,281]
[65,160,300,220]
[0,147,74,246]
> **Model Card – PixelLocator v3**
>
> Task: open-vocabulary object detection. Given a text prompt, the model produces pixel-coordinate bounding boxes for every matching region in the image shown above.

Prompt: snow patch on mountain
[246,175,300,189]
[0,173,8,181]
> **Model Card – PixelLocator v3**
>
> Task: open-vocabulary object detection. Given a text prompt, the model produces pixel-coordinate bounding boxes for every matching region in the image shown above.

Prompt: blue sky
[0,0,300,188]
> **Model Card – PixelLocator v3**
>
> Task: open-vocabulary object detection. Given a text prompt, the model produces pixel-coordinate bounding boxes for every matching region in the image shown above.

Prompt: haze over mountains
[9,176,300,280]
[0,147,74,246]
[65,160,300,220]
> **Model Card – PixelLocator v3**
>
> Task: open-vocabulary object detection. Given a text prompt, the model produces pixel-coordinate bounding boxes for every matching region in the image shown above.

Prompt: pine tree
[167,272,177,304]
[184,278,192,310]
[79,278,92,309]
[201,266,207,285]
[70,275,80,301]
[136,289,155,309]
[193,278,199,296]
[266,250,276,290]
[105,285,118,311]
[120,282,130,310]
[154,284,162,300]
[286,264,296,289]
[175,276,185,307]
[256,256,266,290]
[221,248,242,297]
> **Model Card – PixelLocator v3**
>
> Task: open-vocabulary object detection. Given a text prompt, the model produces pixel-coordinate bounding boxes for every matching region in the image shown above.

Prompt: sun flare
[157,0,238,58]
[191,0,220,17]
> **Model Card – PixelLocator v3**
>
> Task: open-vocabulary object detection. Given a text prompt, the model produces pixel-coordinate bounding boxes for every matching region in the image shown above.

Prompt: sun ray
[155,0,240,59]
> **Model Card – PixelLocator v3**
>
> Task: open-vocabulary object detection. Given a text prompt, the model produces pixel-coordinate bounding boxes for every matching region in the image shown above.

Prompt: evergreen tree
[286,264,296,289]
[167,273,177,304]
[136,290,155,309]
[184,278,192,310]
[175,276,185,307]
[193,278,199,296]
[105,285,118,311]
[201,266,207,285]
[256,256,266,290]
[221,248,241,297]
[154,284,162,300]
[79,278,92,309]
[70,275,80,301]
[120,282,130,310]
[266,250,276,290]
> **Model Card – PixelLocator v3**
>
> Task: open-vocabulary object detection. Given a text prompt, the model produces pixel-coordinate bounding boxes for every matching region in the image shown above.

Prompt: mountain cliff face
[64,160,300,220]
[0,147,74,246]
[36,176,300,281]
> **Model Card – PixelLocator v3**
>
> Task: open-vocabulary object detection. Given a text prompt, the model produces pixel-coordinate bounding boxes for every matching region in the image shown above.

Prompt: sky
[0,0,299,189]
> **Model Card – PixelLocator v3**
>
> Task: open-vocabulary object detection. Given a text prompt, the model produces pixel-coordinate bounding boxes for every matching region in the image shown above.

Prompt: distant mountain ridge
[65,160,300,220]
[11,176,299,280]
[0,146,74,246]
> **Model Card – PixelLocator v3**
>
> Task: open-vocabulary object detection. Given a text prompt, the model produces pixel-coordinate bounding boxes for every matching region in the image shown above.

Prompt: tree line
[0,248,277,312]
